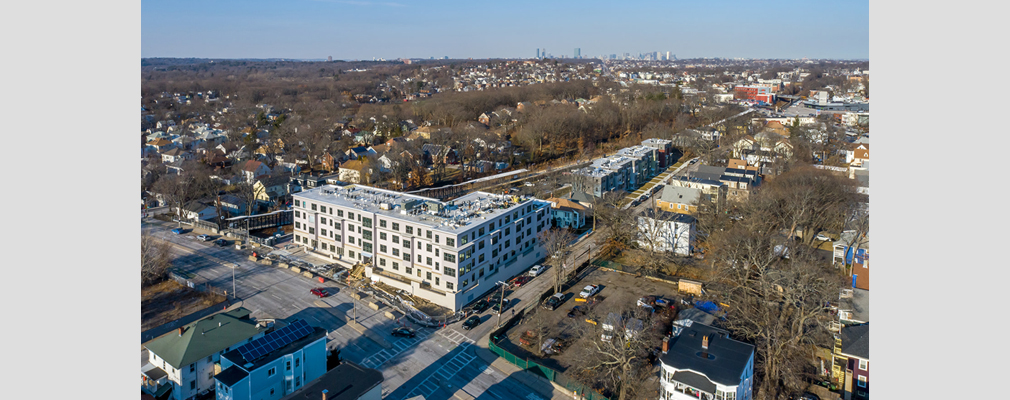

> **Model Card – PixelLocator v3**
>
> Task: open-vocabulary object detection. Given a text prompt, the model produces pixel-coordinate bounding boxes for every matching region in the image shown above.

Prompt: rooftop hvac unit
[379,203,391,210]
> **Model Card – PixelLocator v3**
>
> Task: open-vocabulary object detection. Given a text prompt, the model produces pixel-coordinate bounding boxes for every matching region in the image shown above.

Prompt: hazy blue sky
[142,0,868,60]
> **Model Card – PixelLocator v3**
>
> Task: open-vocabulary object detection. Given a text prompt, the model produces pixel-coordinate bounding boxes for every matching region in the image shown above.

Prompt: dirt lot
[496,267,690,374]
[141,280,226,332]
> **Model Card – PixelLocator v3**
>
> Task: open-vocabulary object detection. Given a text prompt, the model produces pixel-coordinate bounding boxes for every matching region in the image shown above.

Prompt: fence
[488,338,609,400]
[168,271,229,298]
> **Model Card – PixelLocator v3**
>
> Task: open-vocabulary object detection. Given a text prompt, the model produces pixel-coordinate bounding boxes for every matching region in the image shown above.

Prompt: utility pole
[232,264,236,299]
[496,281,507,328]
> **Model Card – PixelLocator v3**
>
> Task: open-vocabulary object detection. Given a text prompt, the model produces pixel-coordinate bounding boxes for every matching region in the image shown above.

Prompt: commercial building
[142,308,265,400]
[733,85,775,104]
[660,323,755,400]
[280,361,382,400]
[214,319,328,400]
[291,185,550,311]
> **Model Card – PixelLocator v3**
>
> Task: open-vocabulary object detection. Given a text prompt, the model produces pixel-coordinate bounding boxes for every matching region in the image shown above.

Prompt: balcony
[141,363,171,398]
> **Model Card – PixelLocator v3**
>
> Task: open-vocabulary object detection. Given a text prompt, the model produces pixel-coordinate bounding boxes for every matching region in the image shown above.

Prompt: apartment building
[641,138,674,169]
[573,139,666,197]
[668,176,728,211]
[616,145,657,188]
[291,185,550,311]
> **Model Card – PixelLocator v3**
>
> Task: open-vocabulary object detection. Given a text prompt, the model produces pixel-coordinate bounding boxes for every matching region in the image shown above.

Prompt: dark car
[462,316,481,330]
[214,239,229,246]
[171,228,185,234]
[310,288,329,298]
[543,293,565,311]
[391,327,416,338]
[794,393,820,400]
[472,299,490,313]
[567,306,585,318]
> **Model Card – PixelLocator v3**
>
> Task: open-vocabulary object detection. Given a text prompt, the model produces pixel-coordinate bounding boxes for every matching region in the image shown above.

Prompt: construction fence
[488,338,609,400]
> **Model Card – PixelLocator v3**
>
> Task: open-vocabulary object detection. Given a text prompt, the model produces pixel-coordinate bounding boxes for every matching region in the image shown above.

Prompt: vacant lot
[141,280,226,332]
[496,267,688,374]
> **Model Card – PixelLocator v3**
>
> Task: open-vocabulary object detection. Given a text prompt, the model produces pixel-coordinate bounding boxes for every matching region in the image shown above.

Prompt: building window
[267,367,276,376]
[859,360,867,371]
[393,222,399,231]
[857,375,867,388]
[444,253,455,263]
[380,219,387,228]
[294,200,300,207]
[435,277,439,285]
[207,355,213,362]
[426,230,432,239]
[435,234,439,243]
[286,360,291,371]
[403,253,411,261]
[311,204,317,211]
[309,227,315,234]
[406,266,412,274]
[295,376,301,387]
[189,364,195,372]
[348,212,354,220]
[479,227,485,236]
[338,209,344,217]
[426,257,432,265]
[446,282,454,290]
[335,234,342,242]
[379,232,386,240]
[295,210,300,218]
[406,226,413,235]
[295,221,301,229]
[444,267,456,277]
[363,230,372,241]
[426,271,432,280]
[363,242,372,253]
[479,240,485,250]
[380,245,387,253]
[393,262,399,270]
[190,380,196,390]
[426,243,432,252]
[446,238,454,246]
[393,248,399,256]
[363,217,372,228]
[321,228,327,236]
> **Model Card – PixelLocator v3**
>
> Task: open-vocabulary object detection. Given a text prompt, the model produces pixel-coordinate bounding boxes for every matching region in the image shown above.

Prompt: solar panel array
[236,319,314,362]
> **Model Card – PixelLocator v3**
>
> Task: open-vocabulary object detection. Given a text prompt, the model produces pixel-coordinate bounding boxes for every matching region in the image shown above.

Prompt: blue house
[215,320,328,400]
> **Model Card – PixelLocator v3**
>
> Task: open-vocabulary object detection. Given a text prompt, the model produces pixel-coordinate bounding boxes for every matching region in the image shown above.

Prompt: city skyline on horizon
[142,0,868,61]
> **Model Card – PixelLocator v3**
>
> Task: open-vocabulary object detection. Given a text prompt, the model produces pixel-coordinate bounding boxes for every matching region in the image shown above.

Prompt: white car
[528,265,544,277]
[579,285,600,298]
[815,233,832,242]
[197,234,212,242]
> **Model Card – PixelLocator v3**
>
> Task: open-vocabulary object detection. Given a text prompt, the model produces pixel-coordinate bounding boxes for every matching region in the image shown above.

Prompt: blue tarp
[695,301,720,314]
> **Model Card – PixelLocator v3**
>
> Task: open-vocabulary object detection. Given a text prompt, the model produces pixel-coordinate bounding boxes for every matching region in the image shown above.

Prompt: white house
[660,323,755,400]
[176,201,219,221]
[637,210,697,256]
[142,309,264,400]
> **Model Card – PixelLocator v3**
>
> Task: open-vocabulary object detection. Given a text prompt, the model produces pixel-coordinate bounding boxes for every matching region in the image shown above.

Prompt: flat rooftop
[296,184,540,234]
[592,155,634,170]
[616,145,654,158]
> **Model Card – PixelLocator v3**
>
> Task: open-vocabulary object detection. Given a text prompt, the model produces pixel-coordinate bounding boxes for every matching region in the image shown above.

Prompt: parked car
[567,306,585,318]
[491,302,510,315]
[472,299,490,313]
[197,234,212,242]
[511,276,532,288]
[528,265,544,277]
[171,228,185,234]
[579,284,600,298]
[462,316,481,330]
[214,239,229,246]
[815,233,832,241]
[310,288,329,298]
[543,293,565,310]
[391,327,416,338]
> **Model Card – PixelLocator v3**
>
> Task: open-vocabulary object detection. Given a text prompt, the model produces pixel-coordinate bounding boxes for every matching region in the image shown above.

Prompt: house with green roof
[142,308,265,400]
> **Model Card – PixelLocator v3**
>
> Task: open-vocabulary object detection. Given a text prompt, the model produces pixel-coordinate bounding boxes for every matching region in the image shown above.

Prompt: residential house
[655,185,701,214]
[346,146,377,161]
[545,197,587,229]
[846,143,869,167]
[637,209,697,256]
[837,288,869,326]
[162,148,193,164]
[668,176,727,211]
[338,160,374,184]
[253,175,292,206]
[569,191,599,208]
[149,138,176,153]
[218,194,248,216]
[279,362,382,400]
[175,201,219,221]
[214,319,328,400]
[659,323,755,400]
[421,143,454,166]
[832,324,869,400]
[142,308,264,400]
[241,160,272,183]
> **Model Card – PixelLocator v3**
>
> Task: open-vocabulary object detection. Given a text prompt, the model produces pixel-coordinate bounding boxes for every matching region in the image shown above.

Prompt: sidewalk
[472,335,573,400]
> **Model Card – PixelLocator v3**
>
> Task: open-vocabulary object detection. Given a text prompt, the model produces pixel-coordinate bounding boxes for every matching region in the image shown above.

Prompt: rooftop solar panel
[236,319,314,362]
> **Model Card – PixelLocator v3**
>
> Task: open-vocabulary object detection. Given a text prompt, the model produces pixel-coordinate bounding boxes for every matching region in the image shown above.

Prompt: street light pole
[496,281,507,328]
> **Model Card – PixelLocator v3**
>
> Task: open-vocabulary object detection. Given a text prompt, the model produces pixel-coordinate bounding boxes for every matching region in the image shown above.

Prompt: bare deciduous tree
[571,304,660,400]
[141,232,174,286]
[538,227,576,294]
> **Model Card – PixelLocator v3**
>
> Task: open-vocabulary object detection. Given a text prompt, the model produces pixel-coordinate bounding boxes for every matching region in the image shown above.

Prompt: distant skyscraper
[327,56,332,62]
[443,56,448,59]
[536,48,540,59]
[666,51,670,61]
[574,48,581,59]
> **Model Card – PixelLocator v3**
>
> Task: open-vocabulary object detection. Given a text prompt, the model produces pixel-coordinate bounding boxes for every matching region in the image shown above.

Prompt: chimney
[702,335,709,350]
[322,389,329,400]
[662,337,670,354]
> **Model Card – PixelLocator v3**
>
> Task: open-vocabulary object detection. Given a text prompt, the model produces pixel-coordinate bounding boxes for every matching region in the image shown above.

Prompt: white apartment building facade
[291,185,550,310]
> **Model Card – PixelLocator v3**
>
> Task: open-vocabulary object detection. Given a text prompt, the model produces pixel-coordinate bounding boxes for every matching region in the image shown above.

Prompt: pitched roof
[340,159,365,171]
[546,197,587,212]
[660,323,754,387]
[569,191,599,205]
[149,138,172,146]
[144,308,260,370]
[242,160,265,172]
[840,323,870,360]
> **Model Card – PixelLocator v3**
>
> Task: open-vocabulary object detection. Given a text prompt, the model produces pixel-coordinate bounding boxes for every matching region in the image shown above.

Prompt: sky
[142,0,869,60]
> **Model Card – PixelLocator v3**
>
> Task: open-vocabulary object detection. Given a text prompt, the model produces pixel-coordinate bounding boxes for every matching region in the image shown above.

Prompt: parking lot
[493,267,687,374]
